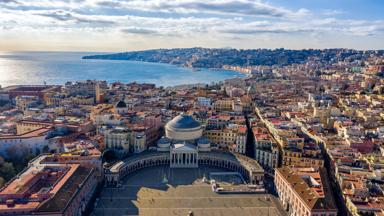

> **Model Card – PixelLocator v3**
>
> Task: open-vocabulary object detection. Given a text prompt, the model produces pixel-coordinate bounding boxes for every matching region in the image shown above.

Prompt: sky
[0,0,383,51]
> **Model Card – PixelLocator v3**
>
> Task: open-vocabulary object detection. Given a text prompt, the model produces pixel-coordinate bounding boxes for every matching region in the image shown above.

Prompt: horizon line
[1,46,384,53]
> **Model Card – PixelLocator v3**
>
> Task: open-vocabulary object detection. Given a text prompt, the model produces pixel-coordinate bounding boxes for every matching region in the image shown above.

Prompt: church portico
[170,143,198,168]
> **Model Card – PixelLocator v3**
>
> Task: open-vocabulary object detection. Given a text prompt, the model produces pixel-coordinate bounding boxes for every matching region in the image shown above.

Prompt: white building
[196,97,212,107]
[134,133,146,153]
[235,130,247,154]
[0,127,51,158]
[93,114,123,126]
[255,139,279,171]
[104,127,146,155]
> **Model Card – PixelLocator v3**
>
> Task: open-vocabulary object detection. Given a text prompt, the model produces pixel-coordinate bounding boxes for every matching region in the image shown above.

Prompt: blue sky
[0,0,383,51]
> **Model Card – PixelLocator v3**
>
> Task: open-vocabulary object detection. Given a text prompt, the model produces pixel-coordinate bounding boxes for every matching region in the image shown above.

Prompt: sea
[0,51,244,87]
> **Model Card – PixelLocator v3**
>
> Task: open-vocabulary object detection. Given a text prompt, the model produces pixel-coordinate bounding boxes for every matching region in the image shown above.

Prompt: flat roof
[0,127,52,140]
[36,166,93,213]
[0,163,85,213]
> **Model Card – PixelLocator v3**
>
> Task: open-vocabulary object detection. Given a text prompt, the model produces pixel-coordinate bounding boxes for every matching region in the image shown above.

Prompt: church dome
[165,113,203,141]
[157,137,171,148]
[166,113,201,129]
[197,136,210,148]
[115,100,127,108]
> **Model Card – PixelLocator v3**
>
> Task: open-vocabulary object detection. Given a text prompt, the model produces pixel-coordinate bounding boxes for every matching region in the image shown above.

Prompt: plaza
[94,165,286,216]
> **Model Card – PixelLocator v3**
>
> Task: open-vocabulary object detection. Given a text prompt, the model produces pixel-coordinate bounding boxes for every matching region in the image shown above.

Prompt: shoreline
[0,52,245,88]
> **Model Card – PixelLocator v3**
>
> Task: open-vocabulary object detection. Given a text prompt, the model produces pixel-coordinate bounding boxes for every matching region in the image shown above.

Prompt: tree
[0,162,16,181]
[0,177,5,188]
[6,144,29,163]
[102,150,116,163]
[42,145,49,153]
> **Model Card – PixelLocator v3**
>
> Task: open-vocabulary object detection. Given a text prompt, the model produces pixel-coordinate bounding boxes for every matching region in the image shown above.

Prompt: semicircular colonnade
[105,151,264,186]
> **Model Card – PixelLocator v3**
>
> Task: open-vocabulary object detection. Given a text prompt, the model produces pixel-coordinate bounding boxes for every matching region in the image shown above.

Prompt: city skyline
[0,1,383,212]
[1,0,384,51]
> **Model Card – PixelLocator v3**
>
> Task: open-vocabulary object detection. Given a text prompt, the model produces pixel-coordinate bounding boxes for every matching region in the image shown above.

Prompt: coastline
[0,52,245,88]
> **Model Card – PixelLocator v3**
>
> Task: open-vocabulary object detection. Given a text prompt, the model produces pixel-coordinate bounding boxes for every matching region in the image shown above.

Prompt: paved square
[93,165,286,216]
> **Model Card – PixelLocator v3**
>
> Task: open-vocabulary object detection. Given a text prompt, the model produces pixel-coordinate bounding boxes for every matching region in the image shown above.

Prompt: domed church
[157,113,210,168]
[165,113,203,141]
[114,100,128,114]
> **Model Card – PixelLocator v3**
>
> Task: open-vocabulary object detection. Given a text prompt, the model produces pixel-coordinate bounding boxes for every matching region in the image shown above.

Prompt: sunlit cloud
[0,0,383,51]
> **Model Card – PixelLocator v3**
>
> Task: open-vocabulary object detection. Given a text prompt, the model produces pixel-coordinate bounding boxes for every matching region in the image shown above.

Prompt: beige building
[70,96,95,105]
[205,129,236,149]
[15,95,39,111]
[275,167,337,216]
[282,148,324,168]
[214,99,233,111]
[44,92,66,106]
[16,121,51,135]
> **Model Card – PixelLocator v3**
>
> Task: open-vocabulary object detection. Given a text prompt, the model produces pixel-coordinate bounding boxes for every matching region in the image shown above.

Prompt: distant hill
[83,47,381,68]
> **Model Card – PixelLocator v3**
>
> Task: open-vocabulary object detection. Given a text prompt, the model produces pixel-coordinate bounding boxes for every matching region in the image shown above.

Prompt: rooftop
[276,167,337,211]
[0,163,83,213]
[36,166,94,213]
[63,140,101,156]
[0,127,52,140]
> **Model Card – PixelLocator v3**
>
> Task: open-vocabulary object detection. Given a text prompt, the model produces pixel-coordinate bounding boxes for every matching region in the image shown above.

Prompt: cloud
[218,22,313,35]
[216,18,384,37]
[91,0,309,18]
[37,10,116,24]
[38,10,73,21]
[121,27,158,35]
[322,9,345,16]
[148,1,289,17]
[0,0,18,3]
[0,0,384,50]
[96,1,121,8]
[2,26,14,30]
[1,0,309,20]
[220,29,299,34]
[0,0,19,8]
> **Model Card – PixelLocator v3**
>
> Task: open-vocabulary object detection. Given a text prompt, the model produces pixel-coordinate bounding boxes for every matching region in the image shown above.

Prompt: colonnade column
[170,151,198,168]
